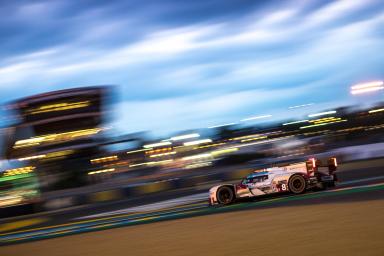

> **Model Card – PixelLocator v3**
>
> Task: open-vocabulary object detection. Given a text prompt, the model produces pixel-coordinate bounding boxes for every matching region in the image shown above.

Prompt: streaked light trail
[282,120,309,126]
[170,133,200,141]
[368,108,384,114]
[184,139,212,146]
[240,114,272,122]
[351,81,383,90]
[143,141,172,148]
[351,81,384,95]
[208,123,237,129]
[308,110,336,118]
[288,103,314,109]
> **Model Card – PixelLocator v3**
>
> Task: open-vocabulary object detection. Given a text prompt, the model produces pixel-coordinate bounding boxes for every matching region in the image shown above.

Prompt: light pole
[350,81,384,95]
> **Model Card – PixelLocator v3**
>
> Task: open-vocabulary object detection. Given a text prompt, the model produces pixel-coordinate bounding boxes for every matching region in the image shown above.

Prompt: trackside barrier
[90,190,123,203]
[134,181,172,195]
[38,168,255,211]
[225,169,253,180]
[6,158,384,216]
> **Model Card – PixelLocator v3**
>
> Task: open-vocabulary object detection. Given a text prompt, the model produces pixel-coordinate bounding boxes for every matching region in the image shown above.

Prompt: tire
[288,174,306,194]
[216,186,235,205]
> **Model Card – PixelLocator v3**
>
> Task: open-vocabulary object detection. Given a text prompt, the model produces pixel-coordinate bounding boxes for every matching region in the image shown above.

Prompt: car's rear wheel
[216,186,234,205]
[288,174,306,194]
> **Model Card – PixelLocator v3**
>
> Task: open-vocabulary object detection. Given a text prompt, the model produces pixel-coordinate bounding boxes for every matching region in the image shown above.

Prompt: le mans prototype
[209,158,337,205]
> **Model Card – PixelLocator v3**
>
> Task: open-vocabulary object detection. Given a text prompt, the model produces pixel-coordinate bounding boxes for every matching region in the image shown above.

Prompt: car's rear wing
[306,157,337,176]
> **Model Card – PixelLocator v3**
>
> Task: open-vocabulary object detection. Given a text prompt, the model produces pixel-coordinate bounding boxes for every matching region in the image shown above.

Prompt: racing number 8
[281,184,287,191]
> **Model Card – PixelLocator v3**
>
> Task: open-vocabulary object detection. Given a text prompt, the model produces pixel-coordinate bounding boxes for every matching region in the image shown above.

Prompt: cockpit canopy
[242,171,269,184]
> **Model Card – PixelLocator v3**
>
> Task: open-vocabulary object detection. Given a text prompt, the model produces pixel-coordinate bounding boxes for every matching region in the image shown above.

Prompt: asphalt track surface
[2,185,384,256]
[1,161,384,255]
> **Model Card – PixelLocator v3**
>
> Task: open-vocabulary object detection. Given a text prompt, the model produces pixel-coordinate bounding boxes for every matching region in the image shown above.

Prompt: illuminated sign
[27,101,91,115]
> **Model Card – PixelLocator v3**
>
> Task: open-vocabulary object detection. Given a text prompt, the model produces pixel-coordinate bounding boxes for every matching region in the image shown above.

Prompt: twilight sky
[0,0,383,136]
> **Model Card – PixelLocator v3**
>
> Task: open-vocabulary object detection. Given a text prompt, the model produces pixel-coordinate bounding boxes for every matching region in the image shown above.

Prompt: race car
[209,157,337,205]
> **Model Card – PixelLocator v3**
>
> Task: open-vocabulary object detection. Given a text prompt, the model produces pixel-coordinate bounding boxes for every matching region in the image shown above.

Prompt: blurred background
[0,0,384,215]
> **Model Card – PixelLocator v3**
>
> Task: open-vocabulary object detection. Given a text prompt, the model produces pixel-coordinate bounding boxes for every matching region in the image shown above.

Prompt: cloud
[0,0,383,135]
[112,82,318,135]
[16,2,63,18]
[258,9,297,26]
[306,0,374,26]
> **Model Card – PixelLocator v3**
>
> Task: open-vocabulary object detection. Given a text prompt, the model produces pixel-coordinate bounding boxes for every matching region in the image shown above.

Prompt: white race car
[209,158,337,205]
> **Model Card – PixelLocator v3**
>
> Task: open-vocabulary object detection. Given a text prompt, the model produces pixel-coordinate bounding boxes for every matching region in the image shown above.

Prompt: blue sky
[0,0,383,136]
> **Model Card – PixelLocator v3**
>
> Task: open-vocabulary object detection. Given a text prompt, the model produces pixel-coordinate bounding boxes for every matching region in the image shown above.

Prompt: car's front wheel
[288,174,306,194]
[216,186,235,205]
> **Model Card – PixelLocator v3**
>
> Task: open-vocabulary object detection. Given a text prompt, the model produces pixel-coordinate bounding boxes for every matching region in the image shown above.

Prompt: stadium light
[282,120,309,126]
[18,154,46,161]
[143,141,172,148]
[308,110,336,118]
[127,148,151,154]
[240,114,272,122]
[182,153,211,161]
[368,108,384,114]
[208,123,237,129]
[351,87,384,95]
[184,139,212,146]
[351,81,383,90]
[299,119,347,129]
[170,133,200,141]
[288,103,314,109]
[351,81,384,95]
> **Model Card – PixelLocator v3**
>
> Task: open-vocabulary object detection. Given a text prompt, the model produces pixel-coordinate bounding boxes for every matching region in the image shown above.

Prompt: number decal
[281,184,287,191]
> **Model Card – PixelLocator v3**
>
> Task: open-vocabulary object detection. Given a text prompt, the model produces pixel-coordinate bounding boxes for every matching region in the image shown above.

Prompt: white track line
[75,192,208,220]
